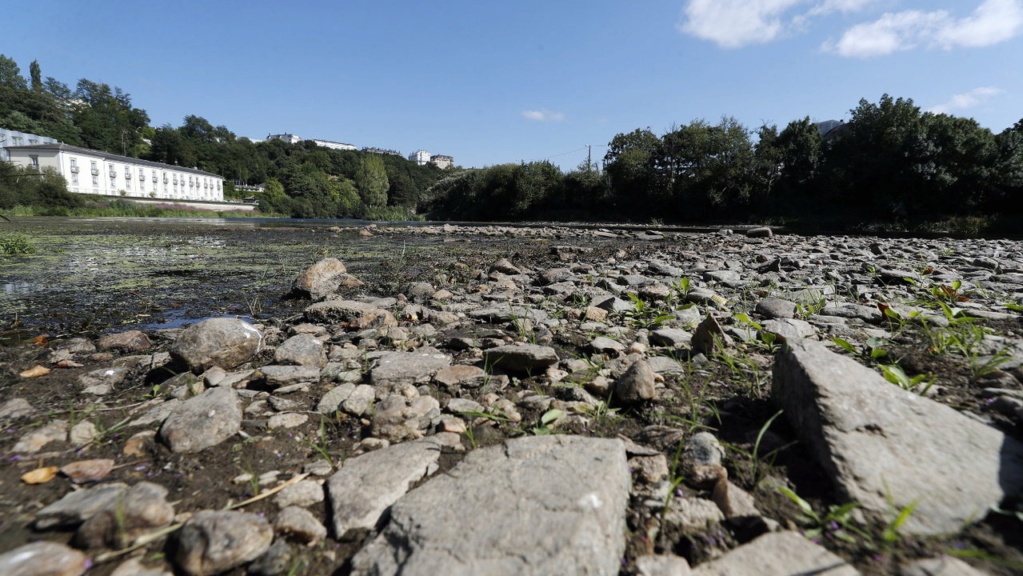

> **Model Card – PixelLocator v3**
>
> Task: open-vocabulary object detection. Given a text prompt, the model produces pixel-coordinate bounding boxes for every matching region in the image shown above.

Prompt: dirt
[1,219,1022,575]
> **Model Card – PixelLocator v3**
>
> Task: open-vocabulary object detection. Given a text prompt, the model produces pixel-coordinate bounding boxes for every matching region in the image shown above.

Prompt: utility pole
[586,145,592,172]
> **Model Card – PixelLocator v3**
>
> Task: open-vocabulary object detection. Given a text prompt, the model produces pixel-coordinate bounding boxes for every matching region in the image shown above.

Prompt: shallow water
[0,217,437,339]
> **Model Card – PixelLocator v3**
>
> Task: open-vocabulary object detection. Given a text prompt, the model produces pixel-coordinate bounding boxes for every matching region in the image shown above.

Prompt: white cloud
[522,109,565,122]
[825,0,1023,57]
[928,86,1004,114]
[679,0,806,48]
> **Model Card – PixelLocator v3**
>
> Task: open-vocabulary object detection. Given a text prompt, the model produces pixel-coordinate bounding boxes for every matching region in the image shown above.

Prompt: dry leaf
[19,365,51,378]
[31,334,49,346]
[22,466,59,484]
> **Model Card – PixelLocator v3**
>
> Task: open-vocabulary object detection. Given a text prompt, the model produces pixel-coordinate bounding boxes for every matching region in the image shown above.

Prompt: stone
[97,329,152,351]
[259,365,321,387]
[33,482,128,530]
[274,506,328,544]
[158,387,242,453]
[13,419,68,453]
[69,421,97,446]
[110,558,172,576]
[371,348,451,389]
[350,435,629,576]
[274,333,327,368]
[761,318,816,343]
[169,510,274,576]
[650,328,693,348]
[74,482,175,549]
[773,339,1023,535]
[327,438,444,538]
[591,336,626,354]
[746,226,773,238]
[170,318,263,373]
[711,479,761,520]
[692,315,728,356]
[316,384,355,413]
[0,397,34,423]
[690,531,858,575]
[615,358,657,404]
[755,297,797,319]
[304,299,390,325]
[899,556,990,576]
[267,412,308,429]
[78,367,129,395]
[482,343,560,374]
[662,496,725,533]
[0,541,90,576]
[247,540,293,576]
[60,458,115,484]
[273,479,324,508]
[433,364,487,388]
[635,554,693,576]
[291,257,348,300]
[371,395,441,442]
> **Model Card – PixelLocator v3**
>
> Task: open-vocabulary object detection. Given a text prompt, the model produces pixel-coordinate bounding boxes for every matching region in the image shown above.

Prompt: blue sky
[5,0,1023,171]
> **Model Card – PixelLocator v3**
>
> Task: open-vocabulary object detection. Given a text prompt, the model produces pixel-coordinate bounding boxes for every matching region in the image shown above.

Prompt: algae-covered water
[0,217,460,340]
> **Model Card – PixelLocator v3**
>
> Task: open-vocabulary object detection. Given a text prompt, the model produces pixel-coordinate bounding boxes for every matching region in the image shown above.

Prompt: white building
[0,128,57,162]
[409,150,431,165]
[266,133,302,144]
[309,139,356,151]
[4,143,225,202]
[430,154,454,169]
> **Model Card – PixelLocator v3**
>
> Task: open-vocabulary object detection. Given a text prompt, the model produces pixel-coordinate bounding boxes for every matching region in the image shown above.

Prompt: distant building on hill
[4,142,225,202]
[362,146,403,157]
[266,133,302,144]
[309,139,356,151]
[409,149,432,165]
[430,154,454,169]
[0,128,57,162]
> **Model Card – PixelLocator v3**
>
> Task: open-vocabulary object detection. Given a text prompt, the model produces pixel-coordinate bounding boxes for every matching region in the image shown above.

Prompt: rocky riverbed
[1,223,1023,575]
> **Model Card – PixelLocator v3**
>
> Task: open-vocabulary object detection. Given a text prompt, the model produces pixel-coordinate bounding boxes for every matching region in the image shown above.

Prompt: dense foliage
[3,52,1023,229]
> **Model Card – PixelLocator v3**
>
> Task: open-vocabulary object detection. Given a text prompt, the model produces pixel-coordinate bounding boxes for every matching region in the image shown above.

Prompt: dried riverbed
[1,219,1023,575]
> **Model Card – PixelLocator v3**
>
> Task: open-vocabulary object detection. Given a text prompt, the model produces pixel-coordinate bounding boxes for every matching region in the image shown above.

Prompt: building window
[91,161,98,175]
[92,175,99,186]
[71,173,79,185]
[70,158,78,172]
[29,155,39,170]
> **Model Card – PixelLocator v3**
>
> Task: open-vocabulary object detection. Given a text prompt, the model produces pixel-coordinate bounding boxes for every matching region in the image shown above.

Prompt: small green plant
[300,416,336,470]
[531,408,565,435]
[777,486,871,544]
[0,233,36,255]
[734,313,778,352]
[879,364,934,395]
[622,293,675,328]
[722,410,792,487]
[832,336,888,362]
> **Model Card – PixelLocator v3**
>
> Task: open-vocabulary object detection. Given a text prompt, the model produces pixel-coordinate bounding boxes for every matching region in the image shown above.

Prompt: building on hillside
[362,147,403,157]
[309,139,356,151]
[0,128,58,162]
[4,143,225,202]
[409,150,431,165]
[266,133,302,144]
[430,154,454,169]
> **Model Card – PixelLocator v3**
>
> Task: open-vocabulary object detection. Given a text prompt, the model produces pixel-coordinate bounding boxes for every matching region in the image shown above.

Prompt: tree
[657,117,754,216]
[0,54,27,90]
[29,60,42,92]
[355,155,389,208]
[71,79,150,155]
[603,128,661,210]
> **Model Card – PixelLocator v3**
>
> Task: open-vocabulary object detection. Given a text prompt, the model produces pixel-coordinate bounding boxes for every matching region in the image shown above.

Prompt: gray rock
[97,329,152,351]
[591,336,626,354]
[74,482,175,549]
[316,384,355,413]
[371,395,441,442]
[78,366,129,395]
[684,432,725,468]
[350,435,629,576]
[650,328,693,348]
[109,558,172,576]
[662,496,725,533]
[762,318,816,343]
[636,554,693,576]
[615,359,657,404]
[899,556,990,576]
[170,510,274,576]
[159,387,242,453]
[291,257,349,300]
[259,365,321,387]
[247,540,293,576]
[691,531,858,575]
[746,226,773,238]
[304,299,394,326]
[273,479,324,508]
[12,419,67,453]
[171,318,263,373]
[274,334,327,368]
[327,438,444,538]
[371,348,451,389]
[0,541,90,576]
[773,340,1023,535]
[821,303,882,323]
[34,482,128,530]
[692,315,728,356]
[0,397,34,423]
[483,343,559,374]
[274,506,328,544]
[755,297,797,319]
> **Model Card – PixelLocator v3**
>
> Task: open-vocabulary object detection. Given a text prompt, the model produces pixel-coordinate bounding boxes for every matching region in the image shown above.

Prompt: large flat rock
[351,435,630,576]
[773,340,1023,535]
[691,531,858,576]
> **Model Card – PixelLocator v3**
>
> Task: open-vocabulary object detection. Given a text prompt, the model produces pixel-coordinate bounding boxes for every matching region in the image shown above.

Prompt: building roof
[3,143,223,178]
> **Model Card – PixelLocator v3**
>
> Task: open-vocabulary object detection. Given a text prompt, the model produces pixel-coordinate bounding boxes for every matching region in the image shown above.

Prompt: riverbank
[1,223,1023,575]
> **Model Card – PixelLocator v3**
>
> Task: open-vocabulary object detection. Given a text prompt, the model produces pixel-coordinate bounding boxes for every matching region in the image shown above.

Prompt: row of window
[68,157,222,192]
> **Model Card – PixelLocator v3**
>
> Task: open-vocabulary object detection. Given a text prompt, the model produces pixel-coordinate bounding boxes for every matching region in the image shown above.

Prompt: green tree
[355,155,389,208]
[0,54,27,90]
[29,60,42,92]
[603,128,660,210]
[71,79,150,155]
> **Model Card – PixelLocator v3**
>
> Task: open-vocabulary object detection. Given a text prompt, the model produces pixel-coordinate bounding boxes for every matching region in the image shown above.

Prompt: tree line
[427,95,1023,230]
[3,53,1023,229]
